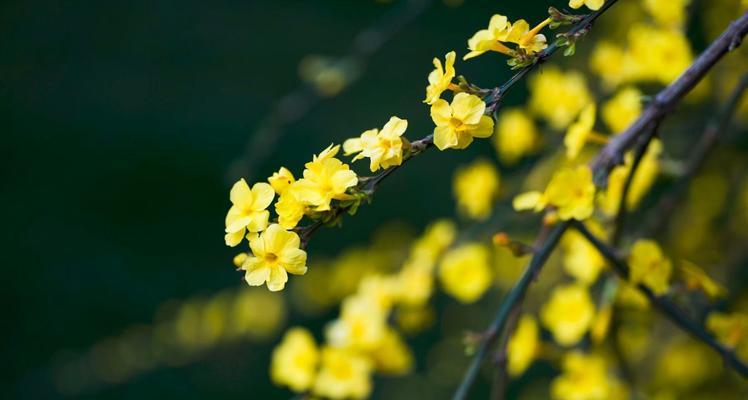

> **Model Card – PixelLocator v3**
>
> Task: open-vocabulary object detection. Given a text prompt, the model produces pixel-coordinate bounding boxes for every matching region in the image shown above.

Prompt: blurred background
[4,0,748,399]
[2,0,538,398]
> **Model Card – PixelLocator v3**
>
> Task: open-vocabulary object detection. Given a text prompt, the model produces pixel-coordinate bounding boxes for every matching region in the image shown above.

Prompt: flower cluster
[270,221,456,398]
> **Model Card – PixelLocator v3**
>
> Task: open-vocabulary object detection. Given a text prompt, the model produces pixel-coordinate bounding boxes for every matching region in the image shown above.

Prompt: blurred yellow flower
[270,327,319,392]
[424,51,456,104]
[268,167,295,195]
[602,86,642,134]
[294,144,358,211]
[344,116,408,172]
[561,225,606,284]
[628,239,671,295]
[569,0,605,11]
[326,295,388,350]
[439,243,492,303]
[367,328,414,375]
[643,0,690,30]
[313,346,372,400]
[598,139,662,216]
[551,351,627,400]
[679,260,726,299]
[541,284,595,346]
[464,14,514,60]
[224,179,274,247]
[590,41,627,89]
[431,92,494,150]
[494,108,539,165]
[564,103,598,160]
[514,166,596,221]
[707,312,748,358]
[507,314,539,376]
[453,159,501,220]
[529,66,592,129]
[242,224,308,291]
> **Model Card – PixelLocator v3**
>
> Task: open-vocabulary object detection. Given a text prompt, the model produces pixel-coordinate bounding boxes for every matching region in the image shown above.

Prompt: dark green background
[3,0,557,398]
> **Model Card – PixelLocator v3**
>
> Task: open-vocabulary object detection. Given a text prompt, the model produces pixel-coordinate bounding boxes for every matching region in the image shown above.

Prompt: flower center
[449,117,464,130]
[264,253,279,264]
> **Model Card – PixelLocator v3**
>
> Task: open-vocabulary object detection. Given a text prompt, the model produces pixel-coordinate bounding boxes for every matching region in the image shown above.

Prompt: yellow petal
[250,182,275,211]
[244,258,270,286]
[224,229,245,247]
[281,248,308,275]
[381,116,408,139]
[330,169,358,193]
[430,99,452,126]
[229,178,253,207]
[267,266,289,291]
[471,115,495,138]
[513,191,543,211]
[225,206,251,232]
[452,93,485,125]
[246,210,269,232]
[343,137,364,155]
[433,126,457,150]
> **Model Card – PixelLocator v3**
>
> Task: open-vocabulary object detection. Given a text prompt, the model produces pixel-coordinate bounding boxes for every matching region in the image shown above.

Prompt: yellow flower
[268,167,295,195]
[679,260,726,299]
[561,224,606,284]
[294,144,358,211]
[494,108,539,165]
[602,86,642,134]
[598,139,662,215]
[464,14,514,60]
[367,328,414,376]
[438,243,492,303]
[625,24,693,85]
[569,0,605,11]
[564,103,599,160]
[343,116,408,172]
[453,159,501,220]
[545,166,596,220]
[275,183,307,229]
[707,312,748,358]
[643,0,690,30]
[590,41,627,89]
[242,224,308,291]
[224,179,274,247]
[551,351,627,400]
[541,284,595,346]
[326,295,388,350]
[516,166,596,221]
[431,92,494,150]
[424,51,456,104]
[529,66,592,129]
[313,346,372,400]
[615,282,650,309]
[505,18,550,54]
[507,314,539,376]
[270,327,319,392]
[628,239,671,295]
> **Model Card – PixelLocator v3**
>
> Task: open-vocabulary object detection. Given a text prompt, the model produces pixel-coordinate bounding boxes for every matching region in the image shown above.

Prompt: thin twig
[295,2,620,247]
[611,122,660,244]
[570,220,748,377]
[489,305,522,400]
[452,222,568,400]
[646,73,748,237]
